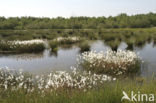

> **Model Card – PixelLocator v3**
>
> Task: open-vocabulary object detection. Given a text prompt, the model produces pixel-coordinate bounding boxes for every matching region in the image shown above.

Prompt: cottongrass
[49,37,81,51]
[78,49,140,75]
[0,39,45,53]
[0,67,34,92]
[53,36,81,45]
[0,67,116,93]
[12,39,44,45]
[55,37,80,42]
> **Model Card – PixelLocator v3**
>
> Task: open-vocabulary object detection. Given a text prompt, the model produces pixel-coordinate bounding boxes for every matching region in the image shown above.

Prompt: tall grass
[0,78,156,103]
[1,28,156,41]
[49,36,83,52]
[0,40,45,53]
[79,42,90,52]
[78,50,141,75]
[49,41,58,52]
[105,39,121,51]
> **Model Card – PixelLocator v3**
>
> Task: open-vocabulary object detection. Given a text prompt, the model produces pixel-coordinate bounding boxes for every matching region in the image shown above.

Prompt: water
[0,40,156,77]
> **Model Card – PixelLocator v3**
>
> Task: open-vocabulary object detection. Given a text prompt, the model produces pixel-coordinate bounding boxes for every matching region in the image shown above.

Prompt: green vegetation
[56,37,81,45]
[0,41,45,53]
[0,28,156,41]
[0,28,156,53]
[79,42,90,52]
[0,12,156,103]
[0,13,156,30]
[0,67,154,103]
[105,39,121,51]
[49,41,58,52]
[49,37,82,51]
[0,78,156,103]
[79,50,141,75]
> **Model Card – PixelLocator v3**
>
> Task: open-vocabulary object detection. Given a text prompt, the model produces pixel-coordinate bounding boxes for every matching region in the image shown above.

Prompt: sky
[0,0,156,18]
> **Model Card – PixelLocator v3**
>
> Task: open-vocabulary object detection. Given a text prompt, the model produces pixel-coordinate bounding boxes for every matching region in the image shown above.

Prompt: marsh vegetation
[0,13,156,103]
[0,67,156,103]
[0,13,156,30]
[78,50,140,75]
[0,40,45,53]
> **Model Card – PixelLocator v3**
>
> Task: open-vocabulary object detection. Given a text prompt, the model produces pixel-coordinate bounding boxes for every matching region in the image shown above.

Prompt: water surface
[0,40,156,77]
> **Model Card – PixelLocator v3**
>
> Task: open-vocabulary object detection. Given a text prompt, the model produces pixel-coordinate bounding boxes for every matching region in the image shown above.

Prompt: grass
[0,28,156,52]
[0,28,156,103]
[79,42,90,52]
[0,41,45,53]
[79,50,141,76]
[81,60,141,76]
[105,39,121,51]
[49,41,58,52]
[0,78,156,103]
[49,36,83,52]
[0,28,156,41]
[58,37,81,45]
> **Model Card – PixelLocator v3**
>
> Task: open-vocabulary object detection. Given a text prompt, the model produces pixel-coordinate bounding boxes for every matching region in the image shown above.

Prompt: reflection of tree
[50,49,58,57]
[50,51,58,57]
[153,38,156,47]
[60,44,74,50]
[127,44,133,50]
[134,41,146,49]
[0,52,44,60]
[147,37,152,43]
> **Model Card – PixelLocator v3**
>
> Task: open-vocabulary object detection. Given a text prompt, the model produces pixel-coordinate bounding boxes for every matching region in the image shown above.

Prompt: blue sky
[0,0,156,18]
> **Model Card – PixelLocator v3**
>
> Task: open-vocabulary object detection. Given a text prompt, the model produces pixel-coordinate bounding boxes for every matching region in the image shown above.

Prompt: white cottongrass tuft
[13,39,44,45]
[54,37,80,42]
[0,67,116,92]
[0,39,44,45]
[78,49,140,75]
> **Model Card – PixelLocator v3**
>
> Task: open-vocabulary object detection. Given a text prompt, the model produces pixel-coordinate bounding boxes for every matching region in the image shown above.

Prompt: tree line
[0,13,156,30]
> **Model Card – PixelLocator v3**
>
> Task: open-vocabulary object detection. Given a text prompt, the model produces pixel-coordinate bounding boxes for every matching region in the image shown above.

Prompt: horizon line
[1,12,155,19]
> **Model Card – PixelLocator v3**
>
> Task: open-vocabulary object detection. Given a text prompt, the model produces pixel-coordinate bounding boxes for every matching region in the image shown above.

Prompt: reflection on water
[0,47,79,74]
[0,53,44,60]
[0,40,156,77]
[134,42,156,77]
